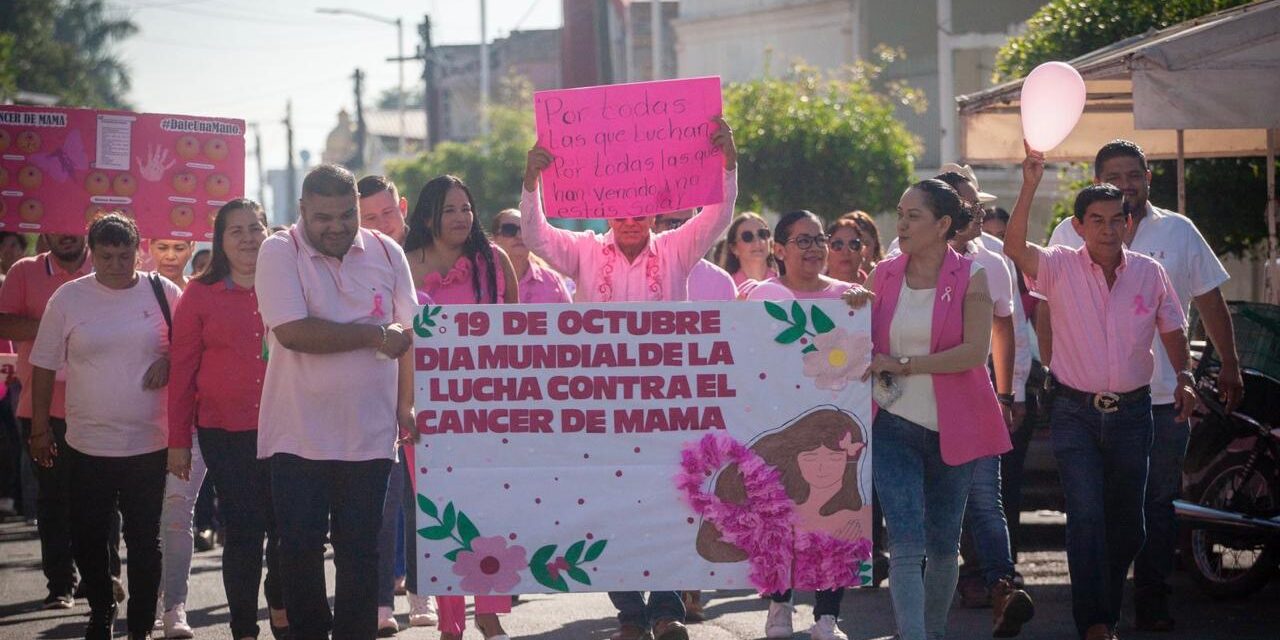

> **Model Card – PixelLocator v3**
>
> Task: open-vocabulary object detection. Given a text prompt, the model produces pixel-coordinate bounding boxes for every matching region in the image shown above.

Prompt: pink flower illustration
[451,536,527,594]
[801,328,872,391]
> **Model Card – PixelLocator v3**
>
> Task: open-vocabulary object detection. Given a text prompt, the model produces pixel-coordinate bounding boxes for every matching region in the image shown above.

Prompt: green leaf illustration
[802,344,818,354]
[566,566,591,585]
[457,512,480,547]
[444,549,463,562]
[811,305,835,333]
[418,525,452,541]
[764,301,789,322]
[543,572,569,592]
[417,494,438,519]
[775,325,805,344]
[430,306,443,317]
[530,544,557,569]
[584,540,607,562]
[529,560,551,587]
[441,502,456,532]
[790,301,806,327]
[413,313,433,338]
[564,540,586,565]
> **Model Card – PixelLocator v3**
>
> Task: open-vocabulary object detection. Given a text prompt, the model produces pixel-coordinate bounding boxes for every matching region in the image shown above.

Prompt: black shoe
[41,592,74,610]
[85,604,117,640]
[194,528,216,552]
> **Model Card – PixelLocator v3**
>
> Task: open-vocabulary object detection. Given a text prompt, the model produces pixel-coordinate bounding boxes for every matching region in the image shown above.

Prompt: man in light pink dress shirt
[517,120,738,640]
[255,164,418,639]
[1003,147,1193,640]
[653,210,737,302]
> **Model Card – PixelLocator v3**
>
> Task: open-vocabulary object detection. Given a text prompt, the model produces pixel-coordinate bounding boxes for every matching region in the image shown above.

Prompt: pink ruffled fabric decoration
[676,433,871,594]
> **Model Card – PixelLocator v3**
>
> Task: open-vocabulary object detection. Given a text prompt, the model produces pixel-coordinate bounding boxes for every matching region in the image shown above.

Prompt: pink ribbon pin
[370,293,386,319]
[1133,295,1151,315]
[941,286,954,302]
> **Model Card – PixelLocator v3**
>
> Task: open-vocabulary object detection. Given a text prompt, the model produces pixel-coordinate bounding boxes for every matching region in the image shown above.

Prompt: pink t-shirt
[0,253,93,419]
[29,273,181,457]
[520,170,737,303]
[518,261,572,304]
[740,275,853,301]
[420,244,507,304]
[687,260,737,301]
[255,227,417,462]
[1031,245,1185,394]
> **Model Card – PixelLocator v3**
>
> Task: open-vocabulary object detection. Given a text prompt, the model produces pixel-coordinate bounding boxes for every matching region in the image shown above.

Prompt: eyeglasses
[737,229,771,244]
[497,223,521,238]
[654,217,687,231]
[786,234,829,250]
[829,237,862,252]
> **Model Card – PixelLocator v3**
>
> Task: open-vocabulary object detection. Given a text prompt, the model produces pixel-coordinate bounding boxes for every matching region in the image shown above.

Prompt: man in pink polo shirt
[1003,145,1193,640]
[653,209,737,302]
[255,164,418,639]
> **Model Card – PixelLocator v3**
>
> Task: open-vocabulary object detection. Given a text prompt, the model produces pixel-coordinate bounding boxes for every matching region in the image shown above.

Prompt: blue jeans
[271,453,391,640]
[377,453,407,607]
[963,455,1015,586]
[873,411,976,640]
[608,590,684,629]
[1133,404,1188,595]
[1050,393,1153,637]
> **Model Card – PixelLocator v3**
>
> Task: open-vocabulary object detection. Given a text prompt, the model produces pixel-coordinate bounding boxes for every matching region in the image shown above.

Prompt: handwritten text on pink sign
[534,77,723,219]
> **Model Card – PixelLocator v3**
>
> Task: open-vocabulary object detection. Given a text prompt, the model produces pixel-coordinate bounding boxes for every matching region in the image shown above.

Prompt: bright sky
[111,0,562,205]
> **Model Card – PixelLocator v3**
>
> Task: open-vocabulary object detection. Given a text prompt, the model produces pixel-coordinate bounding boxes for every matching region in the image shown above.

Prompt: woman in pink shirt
[825,217,869,285]
[490,208,571,304]
[741,211,853,302]
[405,175,517,640]
[166,199,287,640]
[845,180,1010,640]
[720,212,777,292]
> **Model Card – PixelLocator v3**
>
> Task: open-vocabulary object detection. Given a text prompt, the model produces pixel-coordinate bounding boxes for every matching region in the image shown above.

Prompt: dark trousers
[67,445,166,636]
[609,591,684,629]
[1051,394,1153,637]
[199,427,283,639]
[770,589,845,620]
[22,418,120,597]
[399,458,418,594]
[1133,404,1189,598]
[272,453,391,640]
[1000,406,1036,561]
[0,389,19,506]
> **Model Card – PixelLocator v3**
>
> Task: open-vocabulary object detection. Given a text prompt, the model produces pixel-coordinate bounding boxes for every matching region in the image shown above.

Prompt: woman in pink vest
[845,179,1010,640]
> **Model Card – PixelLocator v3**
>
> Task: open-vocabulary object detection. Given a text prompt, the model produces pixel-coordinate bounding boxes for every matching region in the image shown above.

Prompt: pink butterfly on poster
[29,130,89,183]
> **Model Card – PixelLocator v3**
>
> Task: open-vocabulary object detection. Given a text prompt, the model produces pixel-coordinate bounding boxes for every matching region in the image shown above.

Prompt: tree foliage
[996,0,1271,258]
[724,59,921,218]
[385,87,535,226]
[0,0,138,108]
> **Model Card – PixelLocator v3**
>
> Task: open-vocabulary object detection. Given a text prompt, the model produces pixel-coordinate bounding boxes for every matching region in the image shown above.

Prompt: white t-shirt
[979,233,1033,401]
[30,273,181,457]
[1048,203,1229,404]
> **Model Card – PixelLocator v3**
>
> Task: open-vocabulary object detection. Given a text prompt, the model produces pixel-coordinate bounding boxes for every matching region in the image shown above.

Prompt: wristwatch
[898,356,911,375]
[997,393,1015,406]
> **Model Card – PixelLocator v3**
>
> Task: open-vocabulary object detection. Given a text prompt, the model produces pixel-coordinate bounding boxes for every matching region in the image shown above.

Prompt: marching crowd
[0,117,1244,640]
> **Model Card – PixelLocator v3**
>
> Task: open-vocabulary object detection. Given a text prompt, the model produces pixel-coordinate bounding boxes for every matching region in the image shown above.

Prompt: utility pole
[284,100,296,214]
[479,0,490,137]
[420,14,441,150]
[352,68,367,171]
[249,122,265,206]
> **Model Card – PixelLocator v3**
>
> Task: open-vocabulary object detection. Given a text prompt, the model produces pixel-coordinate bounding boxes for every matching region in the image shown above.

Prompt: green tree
[995,0,1270,257]
[0,0,137,108]
[724,58,921,218]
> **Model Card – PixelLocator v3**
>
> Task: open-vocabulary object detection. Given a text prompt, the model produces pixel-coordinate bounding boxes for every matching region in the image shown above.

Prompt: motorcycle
[1176,302,1280,599]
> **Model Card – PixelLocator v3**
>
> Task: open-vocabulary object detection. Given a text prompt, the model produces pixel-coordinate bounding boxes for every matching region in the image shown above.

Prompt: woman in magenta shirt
[404,175,517,640]
[490,208,571,304]
[166,199,288,640]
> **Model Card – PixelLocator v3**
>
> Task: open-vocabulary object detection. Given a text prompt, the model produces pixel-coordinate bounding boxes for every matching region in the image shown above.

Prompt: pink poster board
[534,76,723,219]
[0,105,245,240]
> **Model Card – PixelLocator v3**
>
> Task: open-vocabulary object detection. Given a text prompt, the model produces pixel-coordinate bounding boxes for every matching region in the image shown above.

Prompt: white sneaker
[765,601,794,638]
[377,605,399,636]
[163,604,195,639]
[407,593,438,627]
[809,615,848,640]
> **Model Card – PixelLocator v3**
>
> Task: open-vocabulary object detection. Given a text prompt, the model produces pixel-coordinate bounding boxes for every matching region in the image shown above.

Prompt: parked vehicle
[1177,302,1280,599]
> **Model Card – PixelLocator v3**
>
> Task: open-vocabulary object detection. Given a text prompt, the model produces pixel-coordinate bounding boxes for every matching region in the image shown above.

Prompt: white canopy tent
[956,0,1280,300]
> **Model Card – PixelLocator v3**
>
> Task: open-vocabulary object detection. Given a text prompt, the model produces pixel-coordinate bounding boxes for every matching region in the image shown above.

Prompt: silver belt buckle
[1093,392,1121,414]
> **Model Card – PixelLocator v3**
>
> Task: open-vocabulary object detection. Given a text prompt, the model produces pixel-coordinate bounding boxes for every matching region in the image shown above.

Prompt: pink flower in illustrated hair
[451,536,527,594]
[801,328,872,391]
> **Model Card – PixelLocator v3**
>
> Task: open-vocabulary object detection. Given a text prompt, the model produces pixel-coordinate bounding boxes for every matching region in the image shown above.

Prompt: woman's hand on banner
[842,286,874,309]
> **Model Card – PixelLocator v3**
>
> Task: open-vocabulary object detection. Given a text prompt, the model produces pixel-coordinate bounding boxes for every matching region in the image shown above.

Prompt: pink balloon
[1020,62,1086,152]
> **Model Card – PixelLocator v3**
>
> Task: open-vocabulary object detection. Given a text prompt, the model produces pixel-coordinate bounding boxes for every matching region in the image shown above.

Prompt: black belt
[1053,379,1150,414]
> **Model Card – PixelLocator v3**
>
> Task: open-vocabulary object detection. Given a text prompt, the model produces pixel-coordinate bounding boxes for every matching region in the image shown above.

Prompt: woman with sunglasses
[490,208,572,304]
[842,211,884,271]
[721,212,777,291]
[825,218,868,285]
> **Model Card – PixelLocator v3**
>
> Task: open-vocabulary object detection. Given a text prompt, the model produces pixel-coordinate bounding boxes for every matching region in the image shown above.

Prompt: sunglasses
[737,229,771,244]
[497,223,521,238]
[829,237,862,252]
[786,234,829,250]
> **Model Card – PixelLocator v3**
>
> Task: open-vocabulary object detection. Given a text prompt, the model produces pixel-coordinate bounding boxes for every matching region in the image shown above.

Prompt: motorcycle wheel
[1182,453,1279,599]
